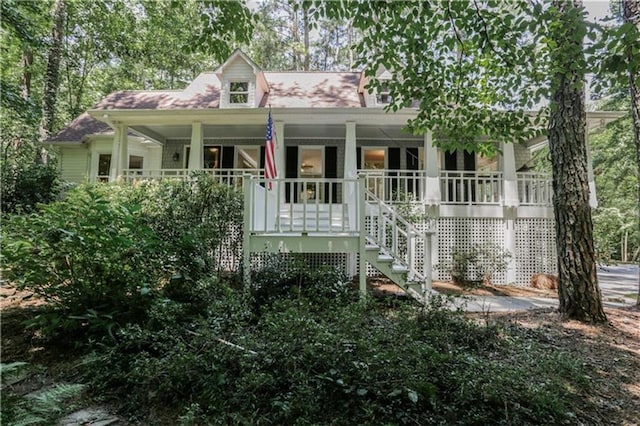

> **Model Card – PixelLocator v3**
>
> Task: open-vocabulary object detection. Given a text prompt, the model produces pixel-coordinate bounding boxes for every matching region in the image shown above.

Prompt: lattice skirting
[515,218,557,285]
[222,218,558,286]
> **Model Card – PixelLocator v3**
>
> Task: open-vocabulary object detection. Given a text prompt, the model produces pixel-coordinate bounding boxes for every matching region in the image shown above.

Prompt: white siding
[60,147,89,183]
[220,57,256,108]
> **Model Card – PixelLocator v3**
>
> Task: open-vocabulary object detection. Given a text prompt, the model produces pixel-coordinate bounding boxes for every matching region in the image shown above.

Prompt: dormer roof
[215,48,269,93]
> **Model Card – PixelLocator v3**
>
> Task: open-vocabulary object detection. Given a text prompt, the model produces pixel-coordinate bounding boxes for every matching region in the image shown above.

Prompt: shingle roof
[49,70,365,142]
[47,112,112,142]
[262,72,363,108]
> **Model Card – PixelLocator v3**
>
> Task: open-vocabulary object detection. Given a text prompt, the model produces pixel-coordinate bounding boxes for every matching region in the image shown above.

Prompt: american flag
[264,111,277,189]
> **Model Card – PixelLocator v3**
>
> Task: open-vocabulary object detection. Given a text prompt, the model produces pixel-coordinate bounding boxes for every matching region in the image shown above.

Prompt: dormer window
[229,81,249,104]
[376,83,392,104]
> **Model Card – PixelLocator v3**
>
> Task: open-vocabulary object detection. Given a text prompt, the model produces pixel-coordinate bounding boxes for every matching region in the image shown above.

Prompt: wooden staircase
[243,177,434,303]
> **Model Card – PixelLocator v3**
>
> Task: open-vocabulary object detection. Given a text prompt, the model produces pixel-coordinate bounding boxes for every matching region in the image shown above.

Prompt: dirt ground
[2,282,639,424]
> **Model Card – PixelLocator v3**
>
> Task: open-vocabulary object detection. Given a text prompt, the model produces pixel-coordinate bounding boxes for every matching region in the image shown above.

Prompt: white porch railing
[122,168,262,189]
[440,171,503,205]
[362,184,431,286]
[246,177,359,234]
[517,172,553,206]
[359,170,426,204]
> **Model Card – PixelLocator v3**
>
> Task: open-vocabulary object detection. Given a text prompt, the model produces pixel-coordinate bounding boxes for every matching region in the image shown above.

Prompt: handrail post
[242,174,253,290]
[358,177,367,298]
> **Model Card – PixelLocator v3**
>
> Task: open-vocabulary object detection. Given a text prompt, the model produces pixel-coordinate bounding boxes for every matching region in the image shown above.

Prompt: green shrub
[134,173,243,281]
[438,243,511,287]
[82,285,589,425]
[250,255,357,314]
[1,185,167,338]
[1,141,61,214]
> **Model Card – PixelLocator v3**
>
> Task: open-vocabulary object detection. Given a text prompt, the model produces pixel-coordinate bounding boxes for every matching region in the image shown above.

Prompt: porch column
[188,122,203,170]
[501,142,519,207]
[274,120,285,201]
[423,131,440,282]
[501,142,519,283]
[423,130,441,204]
[586,131,598,208]
[344,121,358,277]
[109,123,127,182]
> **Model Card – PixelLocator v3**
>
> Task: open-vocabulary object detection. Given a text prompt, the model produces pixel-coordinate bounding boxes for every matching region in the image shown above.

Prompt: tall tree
[40,0,67,139]
[547,0,606,322]
[621,0,640,306]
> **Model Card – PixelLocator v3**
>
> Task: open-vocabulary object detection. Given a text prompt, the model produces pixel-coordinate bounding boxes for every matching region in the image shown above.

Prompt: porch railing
[440,171,503,205]
[517,172,553,206]
[122,168,262,189]
[246,177,359,234]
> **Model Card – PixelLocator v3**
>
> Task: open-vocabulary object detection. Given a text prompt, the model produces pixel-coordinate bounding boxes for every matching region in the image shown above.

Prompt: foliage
[0,175,242,339]
[1,185,166,339]
[0,140,61,214]
[1,362,84,426]
[82,280,591,425]
[134,173,244,280]
[308,0,550,155]
[249,255,357,314]
[437,244,511,287]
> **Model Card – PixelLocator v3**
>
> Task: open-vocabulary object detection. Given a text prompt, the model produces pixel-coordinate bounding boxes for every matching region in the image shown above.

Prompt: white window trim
[229,81,250,104]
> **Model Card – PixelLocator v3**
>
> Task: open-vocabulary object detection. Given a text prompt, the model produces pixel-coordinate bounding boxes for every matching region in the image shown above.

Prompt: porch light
[172,151,180,161]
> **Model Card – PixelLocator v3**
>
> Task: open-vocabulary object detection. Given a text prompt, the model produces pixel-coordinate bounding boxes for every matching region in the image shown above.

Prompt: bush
[1,142,61,214]
[134,173,243,281]
[82,283,589,425]
[250,255,357,314]
[438,243,511,287]
[1,185,168,338]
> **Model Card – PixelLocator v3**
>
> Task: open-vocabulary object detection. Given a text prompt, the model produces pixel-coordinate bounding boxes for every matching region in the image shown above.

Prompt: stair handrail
[362,186,430,284]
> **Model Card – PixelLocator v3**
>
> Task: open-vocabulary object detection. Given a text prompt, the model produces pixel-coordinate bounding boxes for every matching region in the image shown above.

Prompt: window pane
[204,146,220,168]
[299,148,322,176]
[363,149,385,169]
[230,82,248,92]
[230,93,248,103]
[129,155,143,169]
[236,147,259,169]
[98,154,111,181]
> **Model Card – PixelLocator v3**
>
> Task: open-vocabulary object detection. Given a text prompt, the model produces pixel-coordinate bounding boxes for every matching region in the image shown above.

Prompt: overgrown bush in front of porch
[0,174,242,340]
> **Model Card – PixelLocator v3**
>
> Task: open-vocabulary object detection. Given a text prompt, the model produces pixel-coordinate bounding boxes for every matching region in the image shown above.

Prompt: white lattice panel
[515,219,557,285]
[250,253,348,275]
[436,218,507,283]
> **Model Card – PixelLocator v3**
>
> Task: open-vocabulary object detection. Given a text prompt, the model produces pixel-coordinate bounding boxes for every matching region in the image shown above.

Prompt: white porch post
[188,122,203,170]
[344,121,358,277]
[586,131,598,208]
[423,130,440,204]
[274,120,285,201]
[423,130,440,281]
[501,142,519,207]
[109,123,127,182]
[501,142,518,284]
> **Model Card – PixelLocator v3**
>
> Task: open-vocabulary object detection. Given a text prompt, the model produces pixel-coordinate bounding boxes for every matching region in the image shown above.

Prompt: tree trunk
[40,0,66,139]
[622,0,640,306]
[303,5,310,71]
[21,48,33,100]
[548,0,607,322]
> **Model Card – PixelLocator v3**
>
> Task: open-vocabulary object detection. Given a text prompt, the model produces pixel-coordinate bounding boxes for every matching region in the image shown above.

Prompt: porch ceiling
[130,124,422,141]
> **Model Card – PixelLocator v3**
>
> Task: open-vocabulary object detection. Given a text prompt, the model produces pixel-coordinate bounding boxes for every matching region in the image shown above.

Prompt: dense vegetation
[0,179,611,424]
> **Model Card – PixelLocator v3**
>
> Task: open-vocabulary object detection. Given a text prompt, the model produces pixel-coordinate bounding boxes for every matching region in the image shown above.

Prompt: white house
[47,50,623,300]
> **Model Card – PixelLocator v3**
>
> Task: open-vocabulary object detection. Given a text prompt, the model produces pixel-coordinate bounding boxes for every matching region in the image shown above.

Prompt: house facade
[48,50,623,297]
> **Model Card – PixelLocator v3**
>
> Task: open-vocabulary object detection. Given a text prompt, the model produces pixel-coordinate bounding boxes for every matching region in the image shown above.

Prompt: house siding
[59,147,89,183]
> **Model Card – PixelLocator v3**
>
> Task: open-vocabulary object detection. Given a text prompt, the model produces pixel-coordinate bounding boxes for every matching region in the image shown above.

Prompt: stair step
[377,255,394,263]
[365,245,379,251]
[391,265,409,273]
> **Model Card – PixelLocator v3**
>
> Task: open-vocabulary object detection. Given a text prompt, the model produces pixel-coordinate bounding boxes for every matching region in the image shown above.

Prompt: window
[98,154,111,182]
[236,147,259,170]
[229,81,249,104]
[375,83,392,104]
[299,147,323,200]
[184,145,221,169]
